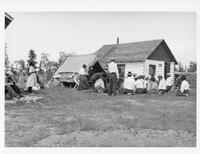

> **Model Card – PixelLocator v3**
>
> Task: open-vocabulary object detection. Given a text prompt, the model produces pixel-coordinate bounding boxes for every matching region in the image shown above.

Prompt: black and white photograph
[4,11,197,148]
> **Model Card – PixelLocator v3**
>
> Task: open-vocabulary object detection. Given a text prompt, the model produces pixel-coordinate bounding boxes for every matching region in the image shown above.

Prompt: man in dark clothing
[90,72,104,81]
[5,85,18,99]
[88,66,95,79]
[108,73,117,95]
[175,74,182,89]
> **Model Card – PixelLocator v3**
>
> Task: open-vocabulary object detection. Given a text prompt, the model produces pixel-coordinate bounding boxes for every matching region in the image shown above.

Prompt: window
[149,64,156,75]
[117,64,125,78]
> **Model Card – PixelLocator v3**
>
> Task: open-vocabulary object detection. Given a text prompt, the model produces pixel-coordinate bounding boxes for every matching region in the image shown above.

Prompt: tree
[178,61,184,72]
[14,59,25,70]
[58,51,67,65]
[39,52,59,81]
[58,51,76,65]
[48,61,58,73]
[39,52,50,71]
[27,49,37,65]
[174,65,178,72]
[187,61,196,72]
[5,42,10,71]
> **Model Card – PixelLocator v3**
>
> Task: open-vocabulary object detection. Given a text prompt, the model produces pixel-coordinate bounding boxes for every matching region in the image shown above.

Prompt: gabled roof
[96,39,177,64]
[54,54,98,74]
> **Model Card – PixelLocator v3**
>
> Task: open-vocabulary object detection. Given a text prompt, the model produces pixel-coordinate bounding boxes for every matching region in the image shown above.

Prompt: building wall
[170,62,175,84]
[118,60,175,83]
[119,61,164,78]
[144,59,165,79]
[122,62,145,77]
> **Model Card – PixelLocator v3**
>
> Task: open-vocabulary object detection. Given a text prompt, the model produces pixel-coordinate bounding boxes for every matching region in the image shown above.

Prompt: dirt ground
[5,87,196,147]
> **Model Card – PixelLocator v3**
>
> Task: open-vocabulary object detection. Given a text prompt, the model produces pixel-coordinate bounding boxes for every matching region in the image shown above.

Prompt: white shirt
[29,66,35,73]
[144,80,148,89]
[166,77,172,86]
[159,78,166,90]
[180,80,190,92]
[108,61,119,78]
[135,79,144,89]
[94,78,105,89]
[123,77,135,91]
[79,67,88,75]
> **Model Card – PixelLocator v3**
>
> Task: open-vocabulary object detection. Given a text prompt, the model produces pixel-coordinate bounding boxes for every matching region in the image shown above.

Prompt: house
[96,39,178,82]
[5,13,14,29]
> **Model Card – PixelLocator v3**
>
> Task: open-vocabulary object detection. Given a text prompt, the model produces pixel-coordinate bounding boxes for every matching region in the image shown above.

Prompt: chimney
[117,37,119,45]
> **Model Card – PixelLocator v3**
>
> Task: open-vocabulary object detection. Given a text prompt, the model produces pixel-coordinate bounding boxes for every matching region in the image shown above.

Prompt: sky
[5,12,196,66]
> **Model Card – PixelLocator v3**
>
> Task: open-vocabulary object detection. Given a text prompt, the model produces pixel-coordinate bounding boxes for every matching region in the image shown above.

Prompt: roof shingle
[96,39,163,63]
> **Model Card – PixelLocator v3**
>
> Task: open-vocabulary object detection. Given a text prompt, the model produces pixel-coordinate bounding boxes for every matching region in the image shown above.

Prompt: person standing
[108,59,119,96]
[158,75,166,95]
[26,62,37,93]
[78,64,90,90]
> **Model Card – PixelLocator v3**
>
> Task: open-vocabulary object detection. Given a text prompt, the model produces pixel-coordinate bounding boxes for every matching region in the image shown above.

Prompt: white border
[0,0,199,154]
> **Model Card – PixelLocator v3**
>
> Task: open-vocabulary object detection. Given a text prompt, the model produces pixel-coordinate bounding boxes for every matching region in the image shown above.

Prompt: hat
[138,75,145,79]
[127,71,132,76]
[134,75,139,79]
[132,73,137,77]
[166,73,171,77]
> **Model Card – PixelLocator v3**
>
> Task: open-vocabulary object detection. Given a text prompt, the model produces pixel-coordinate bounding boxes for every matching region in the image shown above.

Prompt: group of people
[5,61,45,100]
[77,64,106,91]
[5,59,191,100]
[108,59,190,96]
[77,59,190,97]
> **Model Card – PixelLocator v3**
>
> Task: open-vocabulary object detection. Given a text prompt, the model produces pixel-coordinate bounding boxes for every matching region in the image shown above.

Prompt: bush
[186,73,196,88]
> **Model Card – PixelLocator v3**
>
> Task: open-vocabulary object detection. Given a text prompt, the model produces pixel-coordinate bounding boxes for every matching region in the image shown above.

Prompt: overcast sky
[5,12,196,66]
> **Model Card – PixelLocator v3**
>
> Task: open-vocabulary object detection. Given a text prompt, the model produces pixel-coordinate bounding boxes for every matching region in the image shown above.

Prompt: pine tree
[178,61,184,72]
[5,42,10,71]
[27,49,37,65]
[187,61,196,72]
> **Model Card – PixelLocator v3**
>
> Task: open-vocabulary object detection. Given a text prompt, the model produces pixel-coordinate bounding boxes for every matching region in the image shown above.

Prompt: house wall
[170,62,175,84]
[144,59,165,79]
[121,62,145,77]
[118,60,175,83]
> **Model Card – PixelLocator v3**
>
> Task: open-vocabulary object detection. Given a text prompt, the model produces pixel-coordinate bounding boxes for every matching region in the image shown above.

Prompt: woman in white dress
[26,62,37,93]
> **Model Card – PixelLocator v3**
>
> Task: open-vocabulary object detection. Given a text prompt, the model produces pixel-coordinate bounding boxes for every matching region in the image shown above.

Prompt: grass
[5,86,196,147]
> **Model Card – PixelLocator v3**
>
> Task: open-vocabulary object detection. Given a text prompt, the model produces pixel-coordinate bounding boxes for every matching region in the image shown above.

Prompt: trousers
[108,73,117,96]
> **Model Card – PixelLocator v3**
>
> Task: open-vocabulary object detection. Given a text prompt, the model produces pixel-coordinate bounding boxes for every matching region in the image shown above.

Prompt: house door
[117,64,125,78]
[164,62,170,79]
[149,64,156,76]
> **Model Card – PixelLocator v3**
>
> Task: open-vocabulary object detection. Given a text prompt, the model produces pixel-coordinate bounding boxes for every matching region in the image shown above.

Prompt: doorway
[117,64,125,78]
[164,62,170,79]
[149,64,156,76]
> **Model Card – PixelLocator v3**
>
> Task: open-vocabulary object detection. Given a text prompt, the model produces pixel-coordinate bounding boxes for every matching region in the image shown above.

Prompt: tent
[53,53,104,83]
